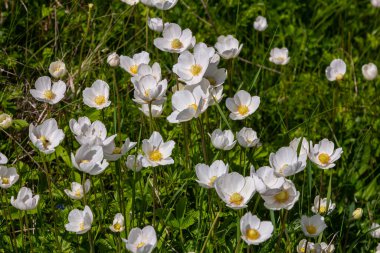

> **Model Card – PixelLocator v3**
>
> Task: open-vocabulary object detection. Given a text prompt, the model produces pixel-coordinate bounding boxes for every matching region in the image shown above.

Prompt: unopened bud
[352,208,363,220]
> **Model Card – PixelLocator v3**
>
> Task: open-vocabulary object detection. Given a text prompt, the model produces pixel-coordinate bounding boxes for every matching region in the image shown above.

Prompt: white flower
[214,35,243,59]
[316,242,335,253]
[308,139,343,169]
[0,166,19,189]
[376,243,380,253]
[195,160,228,188]
[64,179,91,200]
[103,138,137,161]
[122,225,157,253]
[226,90,260,120]
[250,166,285,193]
[120,51,150,76]
[139,104,164,118]
[65,205,93,234]
[194,43,218,64]
[371,223,380,238]
[0,113,12,129]
[208,85,224,106]
[30,76,66,105]
[29,118,64,154]
[253,16,268,31]
[154,23,195,53]
[289,137,309,156]
[110,213,125,232]
[83,80,111,109]
[325,59,346,81]
[240,212,273,245]
[237,127,260,148]
[204,63,227,88]
[131,63,162,83]
[297,239,315,253]
[301,214,327,237]
[215,172,256,209]
[173,50,210,85]
[121,0,139,5]
[0,152,8,164]
[269,146,307,177]
[107,52,120,67]
[210,129,236,151]
[311,195,335,215]
[167,84,209,123]
[71,145,109,175]
[126,154,144,172]
[49,60,67,79]
[141,131,175,167]
[372,0,380,7]
[261,179,299,210]
[133,75,167,105]
[11,187,39,210]
[148,17,164,32]
[152,0,178,10]
[362,63,378,80]
[269,48,290,65]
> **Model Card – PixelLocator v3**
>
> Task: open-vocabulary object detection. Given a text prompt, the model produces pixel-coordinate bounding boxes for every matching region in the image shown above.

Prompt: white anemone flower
[311,195,335,215]
[362,63,378,80]
[226,90,260,120]
[139,104,164,118]
[297,239,315,253]
[0,152,8,164]
[64,179,91,200]
[325,59,346,81]
[250,166,285,193]
[141,131,175,167]
[49,60,67,79]
[133,75,167,105]
[240,212,274,245]
[30,76,66,105]
[237,127,260,148]
[371,223,380,238]
[253,16,268,31]
[372,0,380,7]
[204,63,227,88]
[195,160,228,188]
[208,85,224,106]
[289,137,309,156]
[269,146,307,177]
[167,84,209,123]
[131,63,162,83]
[269,48,290,65]
[29,118,64,154]
[122,225,157,253]
[152,0,178,10]
[0,113,12,129]
[173,50,210,85]
[194,42,218,63]
[308,139,343,169]
[0,166,19,189]
[210,129,236,151]
[148,17,164,32]
[215,35,243,59]
[83,80,111,110]
[110,213,125,233]
[261,179,299,210]
[215,172,256,209]
[120,51,150,76]
[71,145,109,175]
[107,52,120,67]
[121,0,140,5]
[65,205,93,234]
[126,154,144,172]
[103,138,137,161]
[154,23,195,53]
[316,242,335,253]
[301,214,327,237]
[11,187,39,210]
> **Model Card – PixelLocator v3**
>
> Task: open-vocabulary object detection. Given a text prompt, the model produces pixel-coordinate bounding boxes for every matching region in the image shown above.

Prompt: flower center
[336,74,344,81]
[190,64,203,76]
[130,65,138,75]
[74,189,83,198]
[208,176,218,186]
[136,241,145,249]
[229,192,244,206]
[79,221,85,231]
[276,56,285,62]
[144,89,151,98]
[112,147,122,154]
[38,135,50,149]
[94,95,106,106]
[113,222,122,231]
[237,105,249,116]
[43,90,56,100]
[189,103,198,111]
[206,77,216,86]
[246,228,260,240]
[149,150,163,162]
[318,205,327,214]
[306,225,317,235]
[274,190,289,203]
[279,164,289,175]
[2,177,10,185]
[80,160,90,164]
[171,39,183,49]
[54,65,62,73]
[318,153,330,165]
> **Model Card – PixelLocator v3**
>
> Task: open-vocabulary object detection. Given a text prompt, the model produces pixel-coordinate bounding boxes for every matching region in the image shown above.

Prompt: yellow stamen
[208,176,218,186]
[144,89,151,98]
[237,105,249,116]
[207,77,216,86]
[190,64,202,76]
[229,192,244,206]
[136,241,145,249]
[318,153,330,165]
[149,150,163,162]
[306,225,317,235]
[38,136,50,149]
[2,177,10,185]
[246,228,260,240]
[171,39,183,49]
[80,160,90,164]
[74,189,82,198]
[336,74,344,81]
[43,90,56,100]
[113,222,122,231]
[274,190,289,203]
[94,95,106,106]
[318,205,327,214]
[112,147,122,154]
[276,56,285,62]
[79,222,85,231]
[130,65,138,75]
[189,103,198,111]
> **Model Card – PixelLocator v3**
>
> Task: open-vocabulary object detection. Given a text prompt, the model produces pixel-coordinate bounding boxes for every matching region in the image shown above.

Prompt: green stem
[2,190,18,252]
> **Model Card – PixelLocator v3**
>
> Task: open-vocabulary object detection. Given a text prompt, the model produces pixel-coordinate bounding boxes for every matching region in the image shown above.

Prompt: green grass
[1,0,380,252]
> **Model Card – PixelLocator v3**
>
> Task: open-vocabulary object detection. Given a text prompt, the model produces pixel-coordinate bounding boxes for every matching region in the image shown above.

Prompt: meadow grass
[1,0,380,252]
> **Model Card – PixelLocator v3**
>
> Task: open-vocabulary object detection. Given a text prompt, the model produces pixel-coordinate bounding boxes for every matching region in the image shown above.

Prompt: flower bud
[107,52,120,67]
[352,208,363,220]
[0,113,12,129]
[362,63,378,81]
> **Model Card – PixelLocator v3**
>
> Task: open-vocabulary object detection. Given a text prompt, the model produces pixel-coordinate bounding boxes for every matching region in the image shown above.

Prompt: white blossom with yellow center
[240,212,274,245]
[154,23,195,53]
[326,59,346,81]
[226,90,260,120]
[122,225,157,253]
[83,80,111,110]
[301,214,327,238]
[308,138,343,169]
[0,166,19,189]
[120,51,150,76]
[141,131,175,168]
[30,76,66,105]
